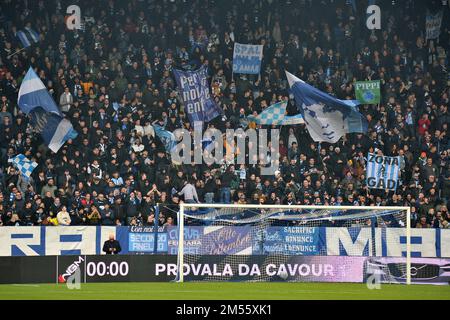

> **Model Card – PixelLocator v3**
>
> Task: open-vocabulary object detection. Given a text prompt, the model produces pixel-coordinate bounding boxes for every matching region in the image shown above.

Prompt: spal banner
[232,43,263,74]
[355,80,380,104]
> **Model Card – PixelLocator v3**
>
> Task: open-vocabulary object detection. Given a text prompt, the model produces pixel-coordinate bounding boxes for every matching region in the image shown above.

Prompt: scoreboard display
[57,255,177,283]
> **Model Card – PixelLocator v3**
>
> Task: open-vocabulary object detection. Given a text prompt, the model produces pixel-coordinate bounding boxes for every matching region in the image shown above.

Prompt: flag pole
[7,47,27,59]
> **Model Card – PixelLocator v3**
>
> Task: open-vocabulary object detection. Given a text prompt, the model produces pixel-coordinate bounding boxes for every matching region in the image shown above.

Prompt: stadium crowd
[0,0,449,228]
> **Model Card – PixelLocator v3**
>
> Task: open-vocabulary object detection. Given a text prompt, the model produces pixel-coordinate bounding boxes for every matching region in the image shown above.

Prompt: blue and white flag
[173,65,222,125]
[17,27,40,48]
[247,101,304,125]
[10,154,38,180]
[202,136,214,151]
[153,124,176,153]
[366,153,400,190]
[18,67,62,115]
[18,67,78,153]
[286,71,368,143]
[29,108,78,153]
[282,114,305,125]
[233,43,263,74]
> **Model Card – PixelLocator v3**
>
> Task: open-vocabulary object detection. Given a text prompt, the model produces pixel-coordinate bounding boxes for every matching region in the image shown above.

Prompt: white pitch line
[11,284,41,287]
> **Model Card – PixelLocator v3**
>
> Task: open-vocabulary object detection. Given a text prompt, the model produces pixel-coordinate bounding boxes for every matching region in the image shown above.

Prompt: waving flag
[29,109,78,153]
[153,124,176,153]
[18,67,61,115]
[247,101,304,126]
[202,136,214,151]
[18,67,77,153]
[10,154,37,180]
[286,71,368,143]
[17,27,40,48]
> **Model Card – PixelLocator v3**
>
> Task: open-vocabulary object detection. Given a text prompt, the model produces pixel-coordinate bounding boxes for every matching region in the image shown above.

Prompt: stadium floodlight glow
[175,204,412,285]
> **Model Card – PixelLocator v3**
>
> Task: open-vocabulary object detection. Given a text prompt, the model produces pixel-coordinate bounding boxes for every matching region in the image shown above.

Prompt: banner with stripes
[366,153,400,190]
[17,27,40,48]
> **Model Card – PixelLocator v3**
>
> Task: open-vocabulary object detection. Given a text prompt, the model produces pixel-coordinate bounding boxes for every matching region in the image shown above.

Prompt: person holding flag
[17,67,78,153]
[9,154,37,181]
[7,22,40,59]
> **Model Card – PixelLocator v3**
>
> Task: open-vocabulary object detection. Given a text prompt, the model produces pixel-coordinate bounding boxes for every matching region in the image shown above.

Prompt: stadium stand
[0,0,448,229]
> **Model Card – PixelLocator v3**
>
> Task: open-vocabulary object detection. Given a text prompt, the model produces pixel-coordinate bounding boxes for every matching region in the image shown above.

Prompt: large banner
[232,43,264,74]
[167,226,203,255]
[366,153,400,190]
[1,226,449,258]
[426,10,443,40]
[254,226,320,255]
[173,66,221,125]
[355,80,381,104]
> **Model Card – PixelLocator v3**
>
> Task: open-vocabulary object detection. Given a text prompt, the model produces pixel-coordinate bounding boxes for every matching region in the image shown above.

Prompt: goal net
[175,204,412,284]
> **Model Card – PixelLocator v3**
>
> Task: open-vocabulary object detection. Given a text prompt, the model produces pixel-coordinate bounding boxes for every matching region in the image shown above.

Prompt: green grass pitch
[0,282,449,300]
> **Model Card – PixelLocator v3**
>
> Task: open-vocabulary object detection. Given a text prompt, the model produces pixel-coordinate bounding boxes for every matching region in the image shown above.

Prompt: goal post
[177,204,185,283]
[176,203,411,285]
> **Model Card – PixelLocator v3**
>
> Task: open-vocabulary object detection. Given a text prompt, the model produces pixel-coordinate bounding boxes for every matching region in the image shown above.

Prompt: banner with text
[173,65,221,125]
[426,10,443,40]
[355,80,381,104]
[232,43,264,74]
[253,227,320,255]
[1,226,449,259]
[366,153,400,190]
[2,255,449,284]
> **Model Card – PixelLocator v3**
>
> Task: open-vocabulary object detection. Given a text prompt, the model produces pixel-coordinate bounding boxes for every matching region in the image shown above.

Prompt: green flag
[355,80,381,104]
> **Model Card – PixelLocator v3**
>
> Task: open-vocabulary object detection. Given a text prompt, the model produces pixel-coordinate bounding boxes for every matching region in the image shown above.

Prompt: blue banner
[128,226,167,253]
[232,43,263,74]
[153,124,176,153]
[173,66,221,125]
[167,226,203,255]
[201,226,252,255]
